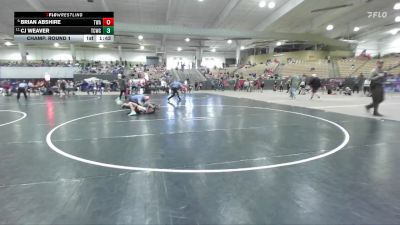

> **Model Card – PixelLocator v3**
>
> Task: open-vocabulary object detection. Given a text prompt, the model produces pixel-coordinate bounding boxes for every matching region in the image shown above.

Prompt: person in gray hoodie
[289,75,300,99]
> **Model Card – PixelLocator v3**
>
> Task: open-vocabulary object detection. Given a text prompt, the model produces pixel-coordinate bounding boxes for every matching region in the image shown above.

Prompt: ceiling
[0,0,399,53]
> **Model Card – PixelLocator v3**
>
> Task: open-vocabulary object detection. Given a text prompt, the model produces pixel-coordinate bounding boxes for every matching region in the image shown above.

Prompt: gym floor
[0,93,399,224]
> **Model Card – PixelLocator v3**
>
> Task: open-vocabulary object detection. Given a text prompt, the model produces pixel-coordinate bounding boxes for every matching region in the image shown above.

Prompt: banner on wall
[384,77,400,92]
[325,78,345,88]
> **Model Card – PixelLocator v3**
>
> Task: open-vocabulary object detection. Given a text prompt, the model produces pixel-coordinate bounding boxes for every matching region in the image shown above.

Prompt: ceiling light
[98,44,104,48]
[268,2,276,9]
[353,27,360,32]
[240,46,245,50]
[394,2,400,10]
[53,42,59,47]
[198,0,204,2]
[389,29,399,35]
[4,41,12,46]
[140,45,144,50]
[326,24,334,31]
[185,37,190,42]
[258,1,266,8]
[395,16,400,22]
[340,38,358,44]
[211,48,216,52]
[276,41,282,46]
[227,39,232,44]
[177,47,182,52]
[138,35,143,40]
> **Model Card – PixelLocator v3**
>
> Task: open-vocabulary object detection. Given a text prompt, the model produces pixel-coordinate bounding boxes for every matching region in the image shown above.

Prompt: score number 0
[102,18,114,26]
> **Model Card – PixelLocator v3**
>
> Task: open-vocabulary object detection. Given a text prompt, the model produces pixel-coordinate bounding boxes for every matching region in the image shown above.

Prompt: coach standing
[17,80,28,101]
[365,60,385,116]
[118,74,127,100]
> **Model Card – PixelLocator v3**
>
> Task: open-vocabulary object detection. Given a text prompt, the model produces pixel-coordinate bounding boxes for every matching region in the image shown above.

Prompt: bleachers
[237,63,278,76]
[337,57,400,77]
[337,58,366,76]
[279,60,329,78]
[209,66,238,77]
[0,60,76,67]
[354,60,375,76]
[174,69,207,82]
[384,57,400,74]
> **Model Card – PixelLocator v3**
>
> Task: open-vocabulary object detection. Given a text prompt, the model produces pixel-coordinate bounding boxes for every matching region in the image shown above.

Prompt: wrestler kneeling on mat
[119,94,159,116]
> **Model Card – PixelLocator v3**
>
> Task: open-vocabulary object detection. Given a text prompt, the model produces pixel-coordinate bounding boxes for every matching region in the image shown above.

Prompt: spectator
[289,75,300,100]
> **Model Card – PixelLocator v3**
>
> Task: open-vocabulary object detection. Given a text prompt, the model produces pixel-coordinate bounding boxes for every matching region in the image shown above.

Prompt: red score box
[102,18,114,26]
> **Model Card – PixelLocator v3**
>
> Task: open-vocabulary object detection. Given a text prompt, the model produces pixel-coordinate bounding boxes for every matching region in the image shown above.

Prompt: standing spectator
[338,81,344,95]
[66,80,72,96]
[219,78,225,91]
[60,80,67,96]
[363,79,371,96]
[353,76,360,94]
[298,80,306,95]
[69,80,75,95]
[289,75,300,100]
[279,81,284,92]
[259,78,265,93]
[244,79,250,92]
[92,81,98,95]
[99,81,105,96]
[234,78,239,91]
[27,80,34,96]
[161,79,168,93]
[286,79,291,93]
[2,80,11,96]
[309,74,321,100]
[86,81,93,95]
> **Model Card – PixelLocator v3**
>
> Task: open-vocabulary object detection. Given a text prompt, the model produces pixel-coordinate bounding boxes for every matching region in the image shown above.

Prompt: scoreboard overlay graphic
[14,12,114,43]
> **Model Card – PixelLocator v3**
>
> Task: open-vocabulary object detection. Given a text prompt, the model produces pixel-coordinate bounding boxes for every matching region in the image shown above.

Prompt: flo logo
[367,11,388,18]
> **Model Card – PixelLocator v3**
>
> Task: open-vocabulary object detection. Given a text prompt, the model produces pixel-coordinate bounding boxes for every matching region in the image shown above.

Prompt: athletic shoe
[115,98,123,105]
[373,113,383,117]
[128,111,137,116]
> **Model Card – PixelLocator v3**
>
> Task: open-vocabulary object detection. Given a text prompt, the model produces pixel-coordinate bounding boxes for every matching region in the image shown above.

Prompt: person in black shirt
[309,74,321,100]
[118,74,127,100]
[279,81,284,92]
[17,80,28,100]
[365,60,386,116]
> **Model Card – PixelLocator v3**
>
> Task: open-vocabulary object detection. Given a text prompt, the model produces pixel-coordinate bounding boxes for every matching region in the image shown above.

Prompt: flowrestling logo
[367,11,388,19]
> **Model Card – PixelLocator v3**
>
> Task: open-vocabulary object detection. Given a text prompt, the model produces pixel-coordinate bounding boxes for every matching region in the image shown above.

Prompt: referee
[17,80,28,100]
[365,60,385,116]
[167,80,182,102]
